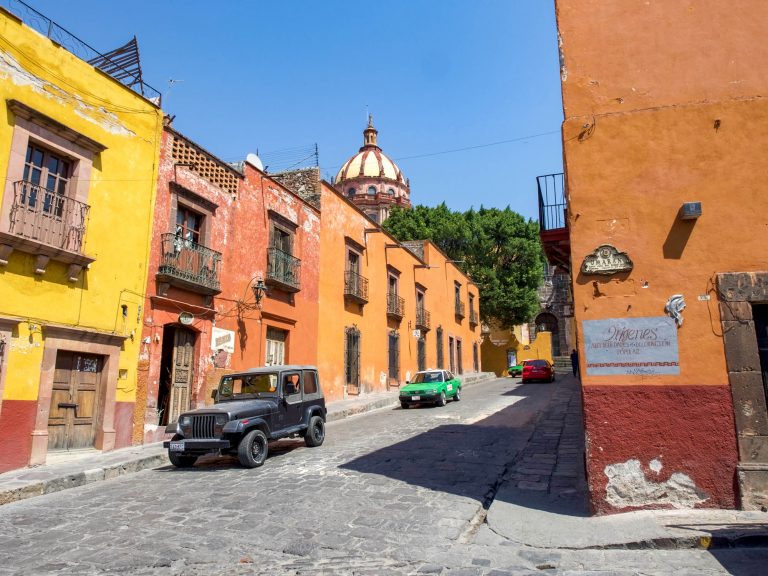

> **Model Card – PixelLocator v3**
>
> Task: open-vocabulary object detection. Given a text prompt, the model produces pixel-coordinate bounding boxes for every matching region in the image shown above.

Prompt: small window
[367,212,379,223]
[367,186,376,196]
[284,373,302,400]
[387,188,395,196]
[303,371,318,395]
[347,187,356,197]
[176,205,203,245]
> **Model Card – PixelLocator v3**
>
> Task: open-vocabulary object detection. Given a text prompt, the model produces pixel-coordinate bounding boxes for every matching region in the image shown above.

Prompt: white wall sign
[412,329,421,338]
[211,327,235,354]
[583,316,679,376]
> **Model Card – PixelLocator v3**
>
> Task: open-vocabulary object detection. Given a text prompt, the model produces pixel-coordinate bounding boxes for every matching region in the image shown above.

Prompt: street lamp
[252,278,268,306]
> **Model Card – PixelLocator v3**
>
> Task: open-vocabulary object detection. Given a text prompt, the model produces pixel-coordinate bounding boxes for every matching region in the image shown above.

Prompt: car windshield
[412,372,443,383]
[217,373,278,400]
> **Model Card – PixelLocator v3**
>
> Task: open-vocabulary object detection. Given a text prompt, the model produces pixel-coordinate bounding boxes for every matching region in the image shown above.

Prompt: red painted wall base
[583,385,739,514]
[0,400,36,473]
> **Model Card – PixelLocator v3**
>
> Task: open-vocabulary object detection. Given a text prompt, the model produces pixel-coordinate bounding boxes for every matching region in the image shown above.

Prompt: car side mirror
[405,380,410,384]
[211,390,218,401]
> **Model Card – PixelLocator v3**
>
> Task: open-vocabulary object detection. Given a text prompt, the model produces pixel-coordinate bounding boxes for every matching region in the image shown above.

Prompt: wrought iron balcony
[266,246,301,292]
[469,308,479,326]
[416,307,431,331]
[387,292,405,320]
[455,300,466,319]
[157,233,222,295]
[344,270,369,304]
[537,172,570,271]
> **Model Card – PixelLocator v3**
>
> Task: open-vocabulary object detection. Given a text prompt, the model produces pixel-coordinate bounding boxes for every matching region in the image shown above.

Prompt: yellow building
[0,7,162,471]
[480,322,553,377]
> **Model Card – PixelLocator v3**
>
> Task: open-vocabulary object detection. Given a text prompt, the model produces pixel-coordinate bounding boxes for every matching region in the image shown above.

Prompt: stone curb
[586,532,768,551]
[0,373,499,507]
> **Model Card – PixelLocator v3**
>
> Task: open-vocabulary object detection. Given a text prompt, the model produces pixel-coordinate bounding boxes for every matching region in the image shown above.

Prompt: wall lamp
[252,278,268,306]
[679,202,702,220]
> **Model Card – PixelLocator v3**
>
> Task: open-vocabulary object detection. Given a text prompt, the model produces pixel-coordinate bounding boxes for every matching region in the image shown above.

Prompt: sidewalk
[485,373,768,550]
[0,371,497,507]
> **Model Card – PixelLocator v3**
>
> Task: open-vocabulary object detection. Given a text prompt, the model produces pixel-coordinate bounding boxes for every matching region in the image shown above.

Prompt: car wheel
[453,387,461,401]
[437,391,447,407]
[168,451,197,468]
[304,415,325,447]
[400,401,409,409]
[238,429,268,468]
[551,373,556,383]
[522,379,528,384]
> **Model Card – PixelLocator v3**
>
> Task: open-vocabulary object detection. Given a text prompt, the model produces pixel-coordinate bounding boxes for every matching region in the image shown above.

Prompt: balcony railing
[387,292,404,319]
[266,246,301,292]
[8,180,89,253]
[158,233,222,294]
[469,308,479,326]
[537,173,566,232]
[344,270,369,304]
[416,307,431,331]
[455,300,466,319]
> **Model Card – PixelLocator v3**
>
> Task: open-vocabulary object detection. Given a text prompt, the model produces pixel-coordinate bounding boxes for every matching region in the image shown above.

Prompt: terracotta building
[0,7,162,471]
[137,126,320,443]
[333,116,410,224]
[552,0,768,512]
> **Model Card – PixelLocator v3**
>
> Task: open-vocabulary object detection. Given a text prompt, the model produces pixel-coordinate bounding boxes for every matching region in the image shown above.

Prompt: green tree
[384,204,544,328]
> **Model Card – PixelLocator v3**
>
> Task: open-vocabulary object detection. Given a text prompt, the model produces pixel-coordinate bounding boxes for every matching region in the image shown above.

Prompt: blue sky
[9,0,564,220]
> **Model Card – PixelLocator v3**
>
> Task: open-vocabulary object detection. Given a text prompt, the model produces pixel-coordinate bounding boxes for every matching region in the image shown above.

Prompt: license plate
[169,441,184,452]
[411,396,421,401]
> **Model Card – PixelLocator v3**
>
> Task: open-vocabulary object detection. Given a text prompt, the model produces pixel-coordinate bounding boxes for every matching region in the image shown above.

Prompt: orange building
[553,0,768,512]
[315,179,481,400]
[137,126,320,443]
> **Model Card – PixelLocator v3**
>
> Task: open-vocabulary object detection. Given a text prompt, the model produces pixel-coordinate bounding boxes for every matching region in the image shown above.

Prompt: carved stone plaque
[581,244,633,275]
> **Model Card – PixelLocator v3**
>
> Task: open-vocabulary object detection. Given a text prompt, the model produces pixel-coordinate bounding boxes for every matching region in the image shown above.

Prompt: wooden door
[168,328,195,424]
[48,351,102,451]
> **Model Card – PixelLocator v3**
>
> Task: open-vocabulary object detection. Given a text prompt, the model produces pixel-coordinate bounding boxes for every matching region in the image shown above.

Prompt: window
[176,205,203,245]
[367,212,379,223]
[344,326,361,393]
[457,339,463,374]
[347,249,360,275]
[387,188,395,196]
[347,187,356,198]
[388,330,400,382]
[271,223,293,255]
[436,326,444,369]
[367,185,376,195]
[303,370,318,395]
[417,336,427,372]
[284,372,302,401]
[23,144,71,204]
[448,336,456,373]
[265,327,287,366]
[454,283,462,307]
[388,274,398,296]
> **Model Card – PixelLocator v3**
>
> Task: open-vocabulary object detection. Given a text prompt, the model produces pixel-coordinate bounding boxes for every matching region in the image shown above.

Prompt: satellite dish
[245,153,264,171]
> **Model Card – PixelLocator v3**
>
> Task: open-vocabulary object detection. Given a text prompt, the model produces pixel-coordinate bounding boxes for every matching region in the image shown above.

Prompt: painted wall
[555,0,768,512]
[317,182,480,401]
[481,324,553,377]
[0,8,162,470]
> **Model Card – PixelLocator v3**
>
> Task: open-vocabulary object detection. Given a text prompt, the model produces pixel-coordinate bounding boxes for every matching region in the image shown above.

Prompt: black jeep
[163,365,326,468]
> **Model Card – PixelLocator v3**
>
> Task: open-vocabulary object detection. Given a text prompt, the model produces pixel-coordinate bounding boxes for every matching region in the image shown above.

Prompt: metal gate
[345,326,361,394]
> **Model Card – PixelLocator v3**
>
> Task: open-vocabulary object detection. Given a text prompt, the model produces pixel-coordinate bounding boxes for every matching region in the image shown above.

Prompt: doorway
[751,304,768,407]
[536,312,561,356]
[157,325,196,426]
[47,351,103,451]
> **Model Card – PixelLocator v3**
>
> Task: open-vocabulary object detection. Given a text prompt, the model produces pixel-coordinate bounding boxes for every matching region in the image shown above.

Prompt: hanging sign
[211,327,235,353]
[581,244,633,275]
[178,311,194,325]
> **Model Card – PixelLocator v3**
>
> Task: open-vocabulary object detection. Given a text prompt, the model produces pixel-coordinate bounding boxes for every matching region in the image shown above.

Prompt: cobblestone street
[0,377,765,575]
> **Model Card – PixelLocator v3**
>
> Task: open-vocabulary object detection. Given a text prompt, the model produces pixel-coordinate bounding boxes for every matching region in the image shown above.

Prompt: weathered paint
[0,9,162,470]
[582,385,738,514]
[555,0,768,511]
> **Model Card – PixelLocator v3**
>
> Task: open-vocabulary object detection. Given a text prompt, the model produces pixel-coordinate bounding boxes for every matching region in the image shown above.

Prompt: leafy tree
[384,203,544,328]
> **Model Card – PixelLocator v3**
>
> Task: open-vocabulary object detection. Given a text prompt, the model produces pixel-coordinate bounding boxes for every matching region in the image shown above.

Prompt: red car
[522,359,555,383]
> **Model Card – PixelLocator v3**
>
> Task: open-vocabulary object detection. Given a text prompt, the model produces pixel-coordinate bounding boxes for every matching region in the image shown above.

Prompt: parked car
[521,359,556,383]
[400,369,461,408]
[163,365,326,468]
[508,363,524,377]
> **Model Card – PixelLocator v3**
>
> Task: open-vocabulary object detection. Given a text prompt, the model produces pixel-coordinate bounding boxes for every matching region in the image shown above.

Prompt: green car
[400,369,461,408]
[508,364,524,377]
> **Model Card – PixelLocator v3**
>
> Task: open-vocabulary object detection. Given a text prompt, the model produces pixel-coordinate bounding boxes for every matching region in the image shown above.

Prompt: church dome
[335,117,406,185]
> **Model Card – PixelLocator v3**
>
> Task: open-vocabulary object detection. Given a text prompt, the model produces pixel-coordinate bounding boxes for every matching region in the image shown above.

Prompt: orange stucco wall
[317,182,481,401]
[556,0,768,512]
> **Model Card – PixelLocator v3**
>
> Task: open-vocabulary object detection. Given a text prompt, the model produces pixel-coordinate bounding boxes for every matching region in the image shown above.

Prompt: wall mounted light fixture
[680,202,702,220]
[252,278,268,306]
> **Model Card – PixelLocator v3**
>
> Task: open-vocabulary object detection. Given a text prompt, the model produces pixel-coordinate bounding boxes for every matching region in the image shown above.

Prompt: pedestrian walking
[570,348,579,378]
